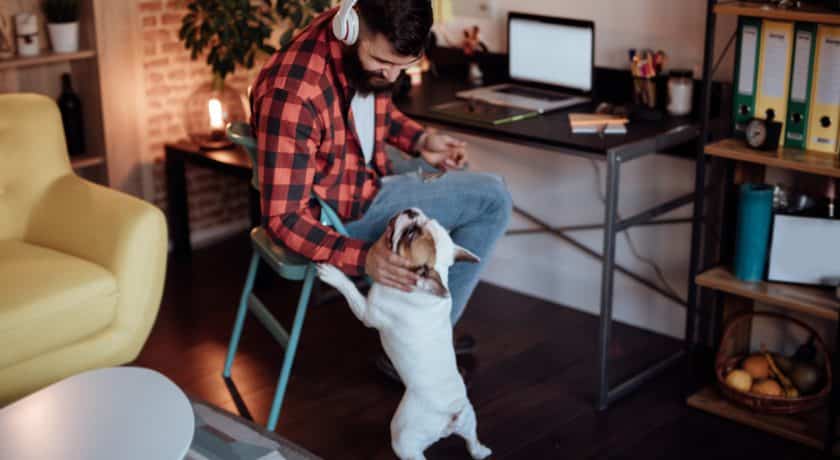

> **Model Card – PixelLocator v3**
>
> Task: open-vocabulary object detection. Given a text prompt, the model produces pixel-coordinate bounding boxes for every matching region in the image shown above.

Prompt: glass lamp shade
[184,80,247,149]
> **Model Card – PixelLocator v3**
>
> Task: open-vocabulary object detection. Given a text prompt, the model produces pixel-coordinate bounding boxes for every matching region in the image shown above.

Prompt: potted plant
[42,0,80,53]
[178,0,331,147]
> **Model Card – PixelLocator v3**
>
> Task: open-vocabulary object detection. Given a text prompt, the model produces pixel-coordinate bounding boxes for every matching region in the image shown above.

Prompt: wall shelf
[0,50,96,71]
[705,138,840,179]
[688,386,839,453]
[715,1,840,24]
[696,267,840,322]
[70,153,106,170]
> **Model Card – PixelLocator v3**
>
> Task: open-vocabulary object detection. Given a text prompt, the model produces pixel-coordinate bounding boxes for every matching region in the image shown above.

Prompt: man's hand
[365,232,420,292]
[417,131,468,170]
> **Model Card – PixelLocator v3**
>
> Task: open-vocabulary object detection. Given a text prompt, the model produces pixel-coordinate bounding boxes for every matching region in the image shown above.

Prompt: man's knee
[477,173,513,223]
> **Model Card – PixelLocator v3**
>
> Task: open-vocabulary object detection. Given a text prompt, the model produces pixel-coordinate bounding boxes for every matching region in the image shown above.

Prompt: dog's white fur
[316,208,491,460]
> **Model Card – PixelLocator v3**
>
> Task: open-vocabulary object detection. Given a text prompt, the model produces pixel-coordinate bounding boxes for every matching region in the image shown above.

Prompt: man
[250,0,511,379]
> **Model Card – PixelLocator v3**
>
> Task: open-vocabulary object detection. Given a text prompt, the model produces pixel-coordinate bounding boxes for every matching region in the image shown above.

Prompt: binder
[733,17,762,134]
[806,25,840,154]
[754,20,794,137]
[784,23,817,150]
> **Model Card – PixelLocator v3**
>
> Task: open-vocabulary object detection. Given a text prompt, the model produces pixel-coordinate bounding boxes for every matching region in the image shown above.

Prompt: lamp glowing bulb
[208,98,224,129]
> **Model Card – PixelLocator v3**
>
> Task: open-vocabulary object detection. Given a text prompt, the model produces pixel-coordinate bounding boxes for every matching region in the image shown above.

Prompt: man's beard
[343,45,395,95]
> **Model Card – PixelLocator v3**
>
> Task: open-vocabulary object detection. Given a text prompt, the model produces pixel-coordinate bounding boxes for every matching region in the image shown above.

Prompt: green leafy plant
[179,0,332,84]
[275,0,331,49]
[41,0,80,24]
[179,0,276,83]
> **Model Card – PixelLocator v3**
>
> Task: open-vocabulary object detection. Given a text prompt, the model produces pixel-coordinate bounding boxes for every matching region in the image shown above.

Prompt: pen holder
[733,183,774,282]
[632,77,657,109]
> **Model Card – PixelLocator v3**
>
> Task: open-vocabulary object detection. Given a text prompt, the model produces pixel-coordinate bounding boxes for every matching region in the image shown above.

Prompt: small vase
[48,22,79,53]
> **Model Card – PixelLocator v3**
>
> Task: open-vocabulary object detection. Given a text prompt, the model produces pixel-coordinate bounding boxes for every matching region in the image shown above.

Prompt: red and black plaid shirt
[251,9,425,276]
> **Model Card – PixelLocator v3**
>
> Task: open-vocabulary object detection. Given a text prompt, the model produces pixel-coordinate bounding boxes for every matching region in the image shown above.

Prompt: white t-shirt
[350,91,376,165]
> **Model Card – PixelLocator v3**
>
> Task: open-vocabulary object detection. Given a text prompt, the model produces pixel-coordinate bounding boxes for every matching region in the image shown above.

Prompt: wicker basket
[715,312,831,415]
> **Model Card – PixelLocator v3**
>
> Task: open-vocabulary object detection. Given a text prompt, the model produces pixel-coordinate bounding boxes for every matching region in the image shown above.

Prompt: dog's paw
[469,444,492,459]
[316,264,345,287]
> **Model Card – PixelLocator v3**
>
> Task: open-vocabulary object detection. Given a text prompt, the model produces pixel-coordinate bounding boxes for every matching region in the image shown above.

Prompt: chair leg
[223,252,261,378]
[266,263,317,431]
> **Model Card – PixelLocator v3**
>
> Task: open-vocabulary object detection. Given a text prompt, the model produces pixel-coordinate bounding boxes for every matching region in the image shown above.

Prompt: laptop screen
[508,14,594,93]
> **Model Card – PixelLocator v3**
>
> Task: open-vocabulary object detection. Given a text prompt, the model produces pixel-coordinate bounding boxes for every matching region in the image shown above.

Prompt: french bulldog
[316,208,491,460]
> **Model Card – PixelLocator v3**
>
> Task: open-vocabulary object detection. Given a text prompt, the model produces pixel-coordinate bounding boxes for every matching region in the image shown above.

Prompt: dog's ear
[384,214,399,251]
[454,245,480,264]
[415,266,449,298]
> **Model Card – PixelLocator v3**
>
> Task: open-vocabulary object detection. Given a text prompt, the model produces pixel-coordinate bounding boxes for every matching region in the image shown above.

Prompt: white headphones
[332,0,360,46]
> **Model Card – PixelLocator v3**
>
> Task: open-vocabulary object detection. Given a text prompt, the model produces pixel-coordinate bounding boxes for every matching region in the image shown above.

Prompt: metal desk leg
[165,146,191,258]
[597,150,621,410]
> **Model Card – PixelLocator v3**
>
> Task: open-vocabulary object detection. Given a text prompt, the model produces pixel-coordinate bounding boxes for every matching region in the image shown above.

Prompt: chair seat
[250,228,311,281]
[0,240,118,369]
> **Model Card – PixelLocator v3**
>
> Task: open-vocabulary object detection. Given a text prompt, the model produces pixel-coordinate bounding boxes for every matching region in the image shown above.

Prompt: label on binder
[738,26,759,96]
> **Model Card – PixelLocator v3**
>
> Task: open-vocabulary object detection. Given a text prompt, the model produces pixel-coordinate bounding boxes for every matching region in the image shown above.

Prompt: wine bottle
[57,73,85,156]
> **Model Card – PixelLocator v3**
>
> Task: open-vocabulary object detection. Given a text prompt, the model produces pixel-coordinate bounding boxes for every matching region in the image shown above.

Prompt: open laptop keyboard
[495,85,572,102]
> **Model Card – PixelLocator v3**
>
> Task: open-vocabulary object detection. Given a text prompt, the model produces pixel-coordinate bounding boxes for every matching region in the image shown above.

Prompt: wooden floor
[135,233,821,459]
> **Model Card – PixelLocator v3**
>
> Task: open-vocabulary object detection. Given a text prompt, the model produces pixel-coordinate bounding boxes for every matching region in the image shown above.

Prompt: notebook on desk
[431,100,539,125]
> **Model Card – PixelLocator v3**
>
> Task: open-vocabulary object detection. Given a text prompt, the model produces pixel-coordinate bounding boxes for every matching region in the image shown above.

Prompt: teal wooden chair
[222,121,348,431]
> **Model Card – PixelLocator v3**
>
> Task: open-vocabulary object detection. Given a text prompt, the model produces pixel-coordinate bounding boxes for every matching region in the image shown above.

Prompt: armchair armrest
[24,174,168,354]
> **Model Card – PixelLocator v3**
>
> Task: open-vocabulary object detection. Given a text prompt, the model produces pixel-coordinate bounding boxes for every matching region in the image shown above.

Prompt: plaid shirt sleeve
[255,88,371,276]
[386,98,425,156]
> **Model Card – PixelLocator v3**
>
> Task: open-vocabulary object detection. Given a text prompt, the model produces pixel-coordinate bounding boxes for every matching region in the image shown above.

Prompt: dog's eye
[405,226,419,241]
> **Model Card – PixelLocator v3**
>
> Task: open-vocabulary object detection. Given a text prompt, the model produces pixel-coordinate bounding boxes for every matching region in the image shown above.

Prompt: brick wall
[139,0,264,241]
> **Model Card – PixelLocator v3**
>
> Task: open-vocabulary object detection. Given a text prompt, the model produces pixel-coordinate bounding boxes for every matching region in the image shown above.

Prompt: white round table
[0,367,195,460]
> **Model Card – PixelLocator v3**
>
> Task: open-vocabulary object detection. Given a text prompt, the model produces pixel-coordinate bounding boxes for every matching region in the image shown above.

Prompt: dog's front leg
[316,264,374,327]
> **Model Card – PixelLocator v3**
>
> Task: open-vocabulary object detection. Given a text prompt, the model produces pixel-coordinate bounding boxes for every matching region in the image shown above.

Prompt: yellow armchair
[0,93,167,404]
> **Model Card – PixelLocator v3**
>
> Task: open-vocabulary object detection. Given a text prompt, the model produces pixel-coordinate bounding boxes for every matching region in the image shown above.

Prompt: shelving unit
[0,50,96,71]
[686,1,840,455]
[714,1,840,24]
[696,266,840,322]
[0,0,108,186]
[71,153,106,170]
[706,138,840,179]
[688,386,839,453]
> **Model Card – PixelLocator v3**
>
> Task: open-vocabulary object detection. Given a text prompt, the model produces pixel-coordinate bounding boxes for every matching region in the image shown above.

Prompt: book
[568,113,629,127]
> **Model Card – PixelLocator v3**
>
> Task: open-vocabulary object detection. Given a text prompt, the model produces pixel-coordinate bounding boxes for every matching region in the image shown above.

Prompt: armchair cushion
[0,240,117,369]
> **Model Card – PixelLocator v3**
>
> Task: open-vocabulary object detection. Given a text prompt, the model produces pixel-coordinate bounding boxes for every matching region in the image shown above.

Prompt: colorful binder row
[733,18,840,154]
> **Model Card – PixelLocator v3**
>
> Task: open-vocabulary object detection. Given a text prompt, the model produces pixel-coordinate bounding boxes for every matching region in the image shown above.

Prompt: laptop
[456,13,594,114]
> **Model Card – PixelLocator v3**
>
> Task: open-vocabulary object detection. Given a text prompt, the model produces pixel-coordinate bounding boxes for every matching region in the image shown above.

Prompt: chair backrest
[226,122,349,236]
[0,93,72,240]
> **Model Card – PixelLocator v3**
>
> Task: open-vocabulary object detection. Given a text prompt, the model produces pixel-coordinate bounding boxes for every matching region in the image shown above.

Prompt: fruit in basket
[742,354,771,379]
[793,335,817,363]
[725,369,753,393]
[791,362,823,395]
[764,351,799,398]
[751,379,783,397]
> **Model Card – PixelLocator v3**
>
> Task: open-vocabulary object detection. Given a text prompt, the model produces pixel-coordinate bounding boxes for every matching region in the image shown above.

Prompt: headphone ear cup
[344,7,359,45]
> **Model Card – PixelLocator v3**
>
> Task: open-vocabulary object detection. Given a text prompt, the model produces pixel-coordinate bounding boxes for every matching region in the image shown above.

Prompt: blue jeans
[345,168,512,324]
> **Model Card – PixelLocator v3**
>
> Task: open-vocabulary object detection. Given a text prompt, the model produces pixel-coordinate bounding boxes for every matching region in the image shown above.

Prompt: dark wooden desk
[396,74,697,156]
[164,141,258,257]
[165,72,703,410]
[396,73,703,411]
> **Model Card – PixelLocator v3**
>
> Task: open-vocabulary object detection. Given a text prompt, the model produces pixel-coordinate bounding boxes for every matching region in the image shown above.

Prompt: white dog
[316,208,492,460]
